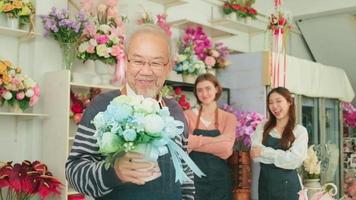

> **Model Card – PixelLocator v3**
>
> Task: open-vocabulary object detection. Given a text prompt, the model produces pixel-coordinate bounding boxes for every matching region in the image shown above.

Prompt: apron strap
[195,106,219,130]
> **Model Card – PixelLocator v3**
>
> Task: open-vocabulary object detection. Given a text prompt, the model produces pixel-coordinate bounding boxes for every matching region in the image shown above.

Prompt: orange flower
[2,4,15,12]
[0,63,7,74]
[13,1,23,9]
[2,74,11,84]
[2,60,13,67]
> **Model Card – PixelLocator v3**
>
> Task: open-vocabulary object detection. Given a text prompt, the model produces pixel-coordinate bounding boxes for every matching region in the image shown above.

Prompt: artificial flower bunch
[0,160,62,200]
[137,10,172,37]
[222,104,265,147]
[0,60,40,111]
[182,26,212,60]
[0,0,35,27]
[204,42,230,70]
[77,0,125,65]
[302,145,321,179]
[344,175,356,200]
[268,12,292,35]
[92,95,204,183]
[222,0,258,19]
[70,88,101,124]
[161,86,191,110]
[41,7,88,44]
[342,102,356,128]
[175,43,206,76]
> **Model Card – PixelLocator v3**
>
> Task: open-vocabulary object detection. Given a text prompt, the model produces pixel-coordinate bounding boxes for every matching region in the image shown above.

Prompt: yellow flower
[2,60,13,68]
[2,74,11,84]
[0,63,7,74]
[2,4,15,12]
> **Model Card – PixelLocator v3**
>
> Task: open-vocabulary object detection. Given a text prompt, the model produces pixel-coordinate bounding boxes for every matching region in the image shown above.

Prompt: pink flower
[16,91,25,100]
[87,45,95,53]
[204,56,216,67]
[96,35,109,44]
[84,24,96,37]
[210,49,220,58]
[107,7,118,20]
[106,0,118,7]
[29,95,39,106]
[110,44,124,57]
[33,85,40,96]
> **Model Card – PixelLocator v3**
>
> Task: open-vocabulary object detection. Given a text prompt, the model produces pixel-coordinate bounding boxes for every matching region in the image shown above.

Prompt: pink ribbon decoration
[111,53,125,85]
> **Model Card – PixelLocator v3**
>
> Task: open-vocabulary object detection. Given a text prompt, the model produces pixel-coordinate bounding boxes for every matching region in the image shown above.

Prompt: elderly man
[65,24,195,200]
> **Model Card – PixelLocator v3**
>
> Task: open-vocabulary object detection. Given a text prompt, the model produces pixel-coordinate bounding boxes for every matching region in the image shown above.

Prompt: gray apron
[258,134,301,200]
[190,128,232,200]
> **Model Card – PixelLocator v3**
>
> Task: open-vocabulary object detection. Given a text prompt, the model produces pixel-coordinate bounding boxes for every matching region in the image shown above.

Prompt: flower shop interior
[1,0,356,199]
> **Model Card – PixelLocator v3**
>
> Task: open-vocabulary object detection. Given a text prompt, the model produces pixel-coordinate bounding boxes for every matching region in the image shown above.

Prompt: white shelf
[0,112,48,119]
[70,82,121,90]
[168,19,235,38]
[0,26,37,38]
[210,15,266,34]
[148,0,187,8]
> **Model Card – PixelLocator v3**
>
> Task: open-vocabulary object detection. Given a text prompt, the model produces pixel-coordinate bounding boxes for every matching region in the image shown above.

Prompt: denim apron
[190,128,232,200]
[97,152,181,200]
[258,134,301,200]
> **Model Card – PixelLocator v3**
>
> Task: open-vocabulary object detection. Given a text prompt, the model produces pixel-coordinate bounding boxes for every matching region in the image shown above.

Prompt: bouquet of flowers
[175,43,206,76]
[342,102,356,128]
[222,104,265,148]
[70,88,101,124]
[137,10,172,37]
[268,12,292,35]
[0,60,40,111]
[222,0,258,19]
[0,160,62,200]
[41,7,88,44]
[204,42,230,70]
[92,95,204,183]
[161,86,191,110]
[0,0,23,18]
[77,0,125,65]
[182,26,212,60]
[302,145,321,179]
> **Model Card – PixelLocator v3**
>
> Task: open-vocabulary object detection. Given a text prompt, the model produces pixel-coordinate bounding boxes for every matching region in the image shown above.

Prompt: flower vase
[60,42,77,71]
[8,102,23,113]
[6,16,19,29]
[304,179,322,199]
[130,144,161,182]
[182,74,197,84]
[0,14,7,26]
[94,60,115,85]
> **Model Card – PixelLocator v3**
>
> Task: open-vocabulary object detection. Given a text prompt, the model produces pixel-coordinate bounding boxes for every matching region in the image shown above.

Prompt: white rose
[140,98,160,113]
[23,77,35,88]
[2,91,13,100]
[143,114,164,135]
[96,44,110,58]
[25,89,34,97]
[78,42,89,53]
[99,24,111,33]
[110,36,119,44]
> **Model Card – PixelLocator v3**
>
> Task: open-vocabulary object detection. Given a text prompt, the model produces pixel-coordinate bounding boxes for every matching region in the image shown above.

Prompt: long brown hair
[263,87,296,150]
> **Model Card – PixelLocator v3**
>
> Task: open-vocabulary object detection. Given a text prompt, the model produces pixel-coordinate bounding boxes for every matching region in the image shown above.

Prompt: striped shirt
[65,90,195,199]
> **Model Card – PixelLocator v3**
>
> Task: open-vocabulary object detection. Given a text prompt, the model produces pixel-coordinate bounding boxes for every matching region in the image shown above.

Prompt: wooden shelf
[148,0,187,8]
[0,112,48,119]
[0,26,37,38]
[168,19,235,38]
[70,82,121,90]
[210,15,266,34]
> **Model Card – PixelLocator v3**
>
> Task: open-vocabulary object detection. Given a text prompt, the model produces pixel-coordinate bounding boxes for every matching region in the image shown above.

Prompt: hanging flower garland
[268,0,292,88]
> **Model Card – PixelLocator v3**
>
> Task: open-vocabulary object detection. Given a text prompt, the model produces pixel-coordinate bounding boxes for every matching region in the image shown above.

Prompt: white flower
[178,54,187,62]
[110,36,119,44]
[96,44,110,58]
[2,91,12,100]
[89,39,98,46]
[25,89,34,97]
[78,41,89,53]
[137,98,160,114]
[23,77,36,88]
[98,24,111,33]
[143,114,164,135]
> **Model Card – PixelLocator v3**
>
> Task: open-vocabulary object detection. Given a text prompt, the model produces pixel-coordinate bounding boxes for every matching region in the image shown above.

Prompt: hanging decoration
[268,0,292,87]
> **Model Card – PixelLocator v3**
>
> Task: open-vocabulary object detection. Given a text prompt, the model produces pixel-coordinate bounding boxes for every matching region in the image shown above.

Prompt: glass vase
[59,42,77,71]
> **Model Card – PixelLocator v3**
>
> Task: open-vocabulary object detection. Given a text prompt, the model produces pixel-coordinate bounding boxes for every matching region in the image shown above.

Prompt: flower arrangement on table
[0,160,62,200]
[78,0,126,83]
[41,7,88,69]
[222,0,258,19]
[302,145,321,180]
[0,60,40,111]
[204,42,230,70]
[92,95,204,183]
[342,102,356,128]
[70,88,101,124]
[222,104,265,149]
[161,86,191,110]
[137,10,172,37]
[268,12,292,35]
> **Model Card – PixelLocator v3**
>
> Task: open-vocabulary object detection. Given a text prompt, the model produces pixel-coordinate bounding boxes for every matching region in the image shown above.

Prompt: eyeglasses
[127,58,169,72]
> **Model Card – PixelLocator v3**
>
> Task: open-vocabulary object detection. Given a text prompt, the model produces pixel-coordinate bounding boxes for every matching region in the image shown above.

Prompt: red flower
[174,87,182,95]
[248,8,257,15]
[37,175,62,200]
[0,162,12,188]
[71,102,84,114]
[231,4,241,11]
[32,161,48,175]
[278,17,287,26]
[223,2,230,9]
